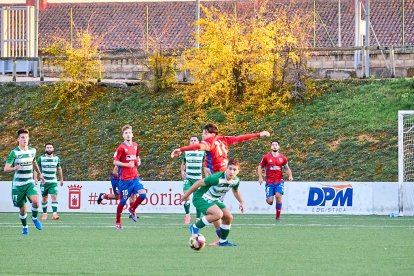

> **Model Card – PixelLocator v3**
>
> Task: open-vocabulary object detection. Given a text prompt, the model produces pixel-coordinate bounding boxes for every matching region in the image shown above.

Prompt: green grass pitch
[0,213,413,275]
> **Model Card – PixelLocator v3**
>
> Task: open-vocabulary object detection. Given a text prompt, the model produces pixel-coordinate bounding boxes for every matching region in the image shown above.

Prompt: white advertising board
[0,181,400,215]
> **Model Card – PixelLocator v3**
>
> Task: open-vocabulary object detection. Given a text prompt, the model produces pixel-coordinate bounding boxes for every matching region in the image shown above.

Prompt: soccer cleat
[189,224,199,236]
[115,223,123,230]
[129,213,139,219]
[219,240,237,246]
[22,227,28,235]
[208,240,219,246]
[97,193,104,205]
[32,218,43,230]
[41,213,48,220]
[52,213,60,220]
[184,214,191,224]
[128,208,137,222]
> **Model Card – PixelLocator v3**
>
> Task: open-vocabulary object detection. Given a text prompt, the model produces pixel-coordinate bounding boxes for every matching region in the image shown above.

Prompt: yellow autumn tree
[146,37,178,93]
[42,30,103,110]
[182,3,315,114]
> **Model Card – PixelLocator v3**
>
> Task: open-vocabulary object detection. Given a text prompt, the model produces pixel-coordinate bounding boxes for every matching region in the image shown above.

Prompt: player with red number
[113,125,146,229]
[257,140,293,223]
[171,124,270,171]
[171,123,270,244]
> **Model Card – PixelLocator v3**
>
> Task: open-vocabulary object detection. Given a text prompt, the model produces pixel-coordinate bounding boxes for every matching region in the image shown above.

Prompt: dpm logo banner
[307,184,353,213]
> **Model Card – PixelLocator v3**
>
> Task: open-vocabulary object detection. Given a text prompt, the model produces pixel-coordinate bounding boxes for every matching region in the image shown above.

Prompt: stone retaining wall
[43,49,414,80]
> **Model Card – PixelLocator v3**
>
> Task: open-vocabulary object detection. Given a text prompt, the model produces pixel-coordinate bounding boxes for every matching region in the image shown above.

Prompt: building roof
[4,0,413,51]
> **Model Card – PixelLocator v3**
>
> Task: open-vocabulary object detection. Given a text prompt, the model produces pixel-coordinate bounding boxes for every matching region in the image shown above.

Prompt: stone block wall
[43,49,414,81]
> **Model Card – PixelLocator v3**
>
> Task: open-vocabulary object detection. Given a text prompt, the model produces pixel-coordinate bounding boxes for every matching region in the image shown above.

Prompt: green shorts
[41,183,59,197]
[183,179,199,191]
[192,196,226,214]
[12,183,39,208]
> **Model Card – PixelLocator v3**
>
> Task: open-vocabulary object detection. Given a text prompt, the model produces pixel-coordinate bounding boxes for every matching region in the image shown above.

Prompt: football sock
[51,201,58,213]
[19,213,27,227]
[42,201,48,213]
[276,203,282,219]
[184,201,190,214]
[131,194,146,210]
[116,204,124,224]
[215,229,221,238]
[220,224,231,240]
[195,216,209,229]
[31,207,38,219]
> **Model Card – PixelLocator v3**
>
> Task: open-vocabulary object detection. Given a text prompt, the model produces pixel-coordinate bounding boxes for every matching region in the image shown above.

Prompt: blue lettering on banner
[307,184,353,211]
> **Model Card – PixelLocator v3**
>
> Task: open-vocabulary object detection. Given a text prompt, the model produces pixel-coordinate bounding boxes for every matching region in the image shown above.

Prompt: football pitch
[0,213,413,276]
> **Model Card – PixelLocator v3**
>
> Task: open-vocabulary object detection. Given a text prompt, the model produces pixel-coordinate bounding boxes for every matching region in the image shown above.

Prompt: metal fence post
[390,46,395,78]
[39,57,44,81]
[361,48,366,78]
[12,58,17,82]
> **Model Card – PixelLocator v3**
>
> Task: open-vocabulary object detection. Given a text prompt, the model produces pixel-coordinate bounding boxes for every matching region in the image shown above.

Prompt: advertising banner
[0,181,399,215]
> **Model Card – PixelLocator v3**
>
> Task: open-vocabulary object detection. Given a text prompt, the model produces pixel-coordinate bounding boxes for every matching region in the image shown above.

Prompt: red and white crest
[68,185,82,209]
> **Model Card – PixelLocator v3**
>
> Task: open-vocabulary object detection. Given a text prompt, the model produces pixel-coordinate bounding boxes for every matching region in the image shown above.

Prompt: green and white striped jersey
[181,150,206,180]
[6,146,37,187]
[194,171,240,202]
[37,154,61,185]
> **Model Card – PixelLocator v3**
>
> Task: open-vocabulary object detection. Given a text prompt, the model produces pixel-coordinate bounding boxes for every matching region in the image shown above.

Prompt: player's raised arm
[227,131,270,145]
[171,142,209,158]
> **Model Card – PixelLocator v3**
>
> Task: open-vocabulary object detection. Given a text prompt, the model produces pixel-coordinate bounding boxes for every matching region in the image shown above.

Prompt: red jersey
[114,142,140,180]
[260,152,288,183]
[201,133,260,173]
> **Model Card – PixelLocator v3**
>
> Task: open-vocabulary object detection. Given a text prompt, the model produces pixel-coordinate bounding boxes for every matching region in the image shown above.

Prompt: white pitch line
[0,223,412,230]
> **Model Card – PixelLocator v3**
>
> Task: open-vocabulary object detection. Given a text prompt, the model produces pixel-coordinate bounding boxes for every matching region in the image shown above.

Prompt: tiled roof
[14,0,414,50]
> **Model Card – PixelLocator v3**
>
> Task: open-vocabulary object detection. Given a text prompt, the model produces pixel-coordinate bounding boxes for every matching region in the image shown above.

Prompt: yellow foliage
[42,30,102,110]
[182,3,315,114]
[146,43,177,93]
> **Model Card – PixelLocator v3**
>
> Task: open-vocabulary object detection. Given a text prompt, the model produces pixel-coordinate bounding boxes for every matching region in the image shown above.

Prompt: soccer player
[181,159,244,246]
[113,125,146,229]
[257,140,293,222]
[38,143,64,220]
[171,123,270,245]
[171,124,270,172]
[180,135,209,224]
[98,166,121,203]
[97,166,137,219]
[3,128,45,235]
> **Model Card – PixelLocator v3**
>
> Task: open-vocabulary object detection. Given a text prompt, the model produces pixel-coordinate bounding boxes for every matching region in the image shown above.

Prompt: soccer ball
[189,234,206,251]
